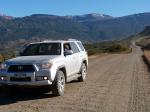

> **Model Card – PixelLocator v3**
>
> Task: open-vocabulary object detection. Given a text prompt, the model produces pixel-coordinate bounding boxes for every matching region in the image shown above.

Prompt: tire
[7,86,18,95]
[52,70,65,96]
[78,63,87,82]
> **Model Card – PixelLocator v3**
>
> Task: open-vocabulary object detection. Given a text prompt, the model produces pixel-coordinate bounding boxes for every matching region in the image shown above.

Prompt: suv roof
[30,39,81,44]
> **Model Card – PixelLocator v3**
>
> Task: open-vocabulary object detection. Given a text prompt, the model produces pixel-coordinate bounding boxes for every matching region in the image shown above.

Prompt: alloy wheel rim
[58,75,65,92]
[82,65,87,79]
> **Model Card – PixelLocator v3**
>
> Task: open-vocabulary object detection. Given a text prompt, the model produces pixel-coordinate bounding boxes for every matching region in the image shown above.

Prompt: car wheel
[78,63,87,82]
[52,70,65,96]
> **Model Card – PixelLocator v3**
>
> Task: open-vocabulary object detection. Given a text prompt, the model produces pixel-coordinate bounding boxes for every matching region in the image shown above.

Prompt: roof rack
[67,39,78,41]
[42,40,52,42]
[40,39,79,42]
[42,40,62,42]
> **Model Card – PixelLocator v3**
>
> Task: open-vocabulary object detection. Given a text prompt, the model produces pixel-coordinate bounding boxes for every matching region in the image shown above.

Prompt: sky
[0,0,150,17]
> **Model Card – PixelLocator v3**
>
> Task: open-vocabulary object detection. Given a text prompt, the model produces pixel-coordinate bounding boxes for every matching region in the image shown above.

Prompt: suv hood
[6,56,60,64]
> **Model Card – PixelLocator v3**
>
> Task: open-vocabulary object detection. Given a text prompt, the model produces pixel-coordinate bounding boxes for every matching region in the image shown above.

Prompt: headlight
[36,62,53,69]
[0,62,7,70]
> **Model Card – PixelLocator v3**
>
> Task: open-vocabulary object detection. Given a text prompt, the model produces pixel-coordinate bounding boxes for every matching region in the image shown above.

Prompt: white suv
[0,39,88,96]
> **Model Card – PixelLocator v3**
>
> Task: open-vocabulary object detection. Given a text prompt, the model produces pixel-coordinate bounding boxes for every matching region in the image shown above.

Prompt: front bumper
[0,69,53,87]
[0,80,52,86]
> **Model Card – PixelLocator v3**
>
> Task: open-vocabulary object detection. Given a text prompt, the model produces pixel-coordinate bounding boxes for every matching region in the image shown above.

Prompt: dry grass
[144,50,150,62]
[143,50,150,68]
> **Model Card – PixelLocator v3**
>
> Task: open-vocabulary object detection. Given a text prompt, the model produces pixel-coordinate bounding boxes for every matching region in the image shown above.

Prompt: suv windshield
[21,43,61,56]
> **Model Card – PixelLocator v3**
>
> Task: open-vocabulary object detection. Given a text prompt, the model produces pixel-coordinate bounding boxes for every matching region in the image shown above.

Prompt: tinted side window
[63,43,71,51]
[77,42,85,51]
[70,42,80,53]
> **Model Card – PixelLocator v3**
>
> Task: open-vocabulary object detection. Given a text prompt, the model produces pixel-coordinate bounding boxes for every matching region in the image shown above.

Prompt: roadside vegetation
[143,50,150,68]
[85,41,132,56]
[138,39,150,67]
[135,26,150,49]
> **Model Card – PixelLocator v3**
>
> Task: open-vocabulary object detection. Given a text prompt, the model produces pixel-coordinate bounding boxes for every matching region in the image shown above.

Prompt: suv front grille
[8,65,35,72]
[10,77,31,82]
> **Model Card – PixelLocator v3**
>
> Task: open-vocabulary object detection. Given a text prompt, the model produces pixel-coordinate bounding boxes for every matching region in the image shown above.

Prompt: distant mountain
[0,14,13,26]
[0,12,150,42]
[0,15,13,20]
[82,12,150,40]
[0,14,91,42]
[139,26,150,36]
[64,13,113,22]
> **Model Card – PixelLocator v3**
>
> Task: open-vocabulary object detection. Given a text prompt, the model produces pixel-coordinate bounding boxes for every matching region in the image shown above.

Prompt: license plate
[14,74,27,78]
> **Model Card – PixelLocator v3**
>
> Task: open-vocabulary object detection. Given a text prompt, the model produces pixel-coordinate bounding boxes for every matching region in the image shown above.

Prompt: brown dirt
[0,46,150,112]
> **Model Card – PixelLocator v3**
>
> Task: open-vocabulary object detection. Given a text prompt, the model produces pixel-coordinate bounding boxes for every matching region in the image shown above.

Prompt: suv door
[69,42,81,73]
[63,42,81,76]
[63,43,75,76]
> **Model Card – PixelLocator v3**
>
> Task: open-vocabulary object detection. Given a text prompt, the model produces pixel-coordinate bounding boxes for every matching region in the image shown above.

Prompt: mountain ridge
[0,12,150,42]
[64,13,113,22]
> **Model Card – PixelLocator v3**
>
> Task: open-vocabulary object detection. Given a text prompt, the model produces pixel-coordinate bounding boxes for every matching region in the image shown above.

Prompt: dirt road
[1,46,150,112]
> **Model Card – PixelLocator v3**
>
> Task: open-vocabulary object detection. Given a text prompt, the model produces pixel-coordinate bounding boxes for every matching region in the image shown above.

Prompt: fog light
[0,76,7,81]
[1,77,4,80]
[43,76,48,80]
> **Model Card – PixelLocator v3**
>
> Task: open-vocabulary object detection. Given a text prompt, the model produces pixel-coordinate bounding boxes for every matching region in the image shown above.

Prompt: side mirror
[64,50,73,56]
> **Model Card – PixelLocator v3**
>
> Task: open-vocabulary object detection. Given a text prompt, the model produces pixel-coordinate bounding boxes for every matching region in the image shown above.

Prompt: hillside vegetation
[135,26,150,49]
[85,41,131,55]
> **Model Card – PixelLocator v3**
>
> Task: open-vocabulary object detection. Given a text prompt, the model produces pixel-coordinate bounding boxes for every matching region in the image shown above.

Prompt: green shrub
[85,41,130,55]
